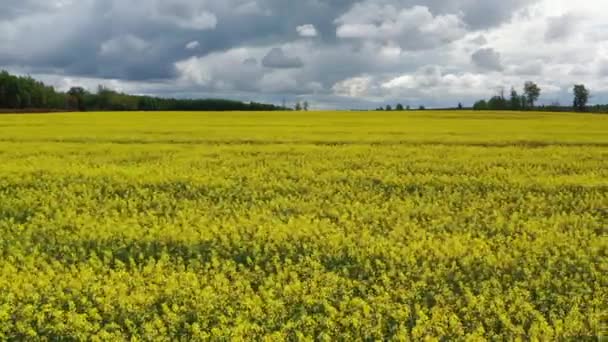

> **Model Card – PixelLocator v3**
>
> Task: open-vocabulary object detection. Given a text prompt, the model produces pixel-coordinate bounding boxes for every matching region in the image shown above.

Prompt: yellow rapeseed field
[0,111,606,340]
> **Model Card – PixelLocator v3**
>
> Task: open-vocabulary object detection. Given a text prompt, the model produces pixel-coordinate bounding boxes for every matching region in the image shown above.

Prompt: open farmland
[0,111,606,340]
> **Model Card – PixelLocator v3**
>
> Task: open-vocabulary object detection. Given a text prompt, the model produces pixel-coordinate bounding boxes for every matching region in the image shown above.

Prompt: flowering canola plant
[0,111,606,340]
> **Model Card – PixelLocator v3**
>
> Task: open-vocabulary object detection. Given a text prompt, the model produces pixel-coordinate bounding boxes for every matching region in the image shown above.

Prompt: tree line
[374,82,605,113]
[375,104,426,111]
[3,70,605,113]
[472,82,599,112]
[0,70,284,112]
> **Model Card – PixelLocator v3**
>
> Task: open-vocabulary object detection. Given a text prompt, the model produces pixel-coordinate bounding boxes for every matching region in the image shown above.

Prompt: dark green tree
[510,87,521,110]
[488,95,508,110]
[573,84,590,112]
[473,100,488,110]
[68,87,87,111]
[524,81,541,108]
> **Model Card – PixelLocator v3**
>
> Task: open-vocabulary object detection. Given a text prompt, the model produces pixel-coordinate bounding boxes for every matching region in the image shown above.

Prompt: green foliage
[524,81,541,108]
[510,88,523,111]
[0,70,282,112]
[473,82,545,112]
[473,100,488,111]
[488,95,509,110]
[0,111,606,340]
[573,85,590,112]
[0,70,66,110]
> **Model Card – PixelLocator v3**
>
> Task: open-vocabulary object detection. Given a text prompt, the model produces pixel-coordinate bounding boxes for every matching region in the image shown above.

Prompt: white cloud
[469,35,488,46]
[175,48,259,88]
[296,24,317,37]
[177,11,217,30]
[185,40,200,50]
[335,4,467,50]
[510,60,544,76]
[100,35,149,57]
[332,76,374,98]
[109,0,218,31]
[259,71,299,93]
[545,13,582,42]
[234,1,268,15]
[383,66,443,90]
[385,71,485,95]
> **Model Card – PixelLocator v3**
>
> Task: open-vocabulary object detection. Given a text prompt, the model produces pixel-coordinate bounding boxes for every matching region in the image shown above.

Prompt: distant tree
[377,107,384,111]
[548,100,561,111]
[303,101,309,111]
[519,95,528,110]
[4,74,22,108]
[385,105,392,111]
[492,86,505,103]
[524,81,541,108]
[406,105,411,110]
[68,87,87,111]
[573,84,590,112]
[96,85,115,110]
[395,103,404,111]
[510,87,521,110]
[295,102,302,111]
[418,105,426,110]
[458,102,463,110]
[68,87,86,97]
[488,95,508,110]
[473,100,488,110]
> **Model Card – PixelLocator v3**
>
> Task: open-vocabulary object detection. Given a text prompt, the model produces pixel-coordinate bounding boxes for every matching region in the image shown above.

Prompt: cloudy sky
[1,0,607,109]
